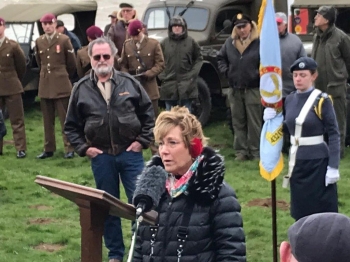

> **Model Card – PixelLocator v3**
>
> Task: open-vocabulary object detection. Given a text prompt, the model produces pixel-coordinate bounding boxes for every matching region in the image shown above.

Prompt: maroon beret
[128,19,143,36]
[86,26,103,40]
[0,17,5,26]
[40,13,56,23]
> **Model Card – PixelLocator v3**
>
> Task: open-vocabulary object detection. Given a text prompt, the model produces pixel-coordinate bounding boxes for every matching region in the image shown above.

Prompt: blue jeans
[91,151,144,260]
[165,99,192,113]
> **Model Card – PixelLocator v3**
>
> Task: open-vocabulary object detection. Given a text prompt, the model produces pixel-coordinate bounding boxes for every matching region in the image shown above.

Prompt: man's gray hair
[88,36,118,57]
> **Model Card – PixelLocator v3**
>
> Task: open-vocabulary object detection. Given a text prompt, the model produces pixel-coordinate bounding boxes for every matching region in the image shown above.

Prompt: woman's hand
[263,107,277,121]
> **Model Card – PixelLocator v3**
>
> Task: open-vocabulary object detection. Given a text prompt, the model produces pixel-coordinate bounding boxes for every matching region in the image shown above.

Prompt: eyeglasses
[121,9,133,13]
[156,140,182,148]
[92,54,111,61]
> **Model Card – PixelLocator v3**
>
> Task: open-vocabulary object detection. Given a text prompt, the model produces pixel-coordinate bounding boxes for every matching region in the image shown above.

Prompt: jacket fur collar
[146,147,225,204]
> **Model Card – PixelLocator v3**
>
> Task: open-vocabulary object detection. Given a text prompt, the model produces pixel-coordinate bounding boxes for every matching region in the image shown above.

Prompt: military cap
[275,12,287,24]
[56,20,64,28]
[288,213,350,262]
[0,17,5,26]
[86,25,103,40]
[119,3,133,8]
[108,11,118,18]
[40,13,56,23]
[316,6,337,25]
[232,13,252,27]
[128,19,143,36]
[290,57,317,72]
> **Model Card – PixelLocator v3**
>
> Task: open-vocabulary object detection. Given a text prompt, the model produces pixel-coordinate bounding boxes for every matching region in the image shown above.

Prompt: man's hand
[142,70,153,80]
[126,141,143,152]
[86,147,103,158]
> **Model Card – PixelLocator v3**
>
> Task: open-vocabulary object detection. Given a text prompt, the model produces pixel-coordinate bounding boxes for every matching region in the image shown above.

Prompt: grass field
[1,103,350,262]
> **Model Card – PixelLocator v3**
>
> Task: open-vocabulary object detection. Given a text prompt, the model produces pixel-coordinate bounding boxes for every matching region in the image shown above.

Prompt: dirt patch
[29,205,53,211]
[28,218,53,225]
[247,198,289,211]
[3,140,14,145]
[34,243,64,252]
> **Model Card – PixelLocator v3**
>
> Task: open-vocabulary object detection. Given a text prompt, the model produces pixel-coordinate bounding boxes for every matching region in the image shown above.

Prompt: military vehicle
[290,0,350,55]
[143,0,288,125]
[0,0,98,105]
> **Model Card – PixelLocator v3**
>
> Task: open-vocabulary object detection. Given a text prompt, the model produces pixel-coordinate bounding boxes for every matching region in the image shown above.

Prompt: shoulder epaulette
[314,92,333,120]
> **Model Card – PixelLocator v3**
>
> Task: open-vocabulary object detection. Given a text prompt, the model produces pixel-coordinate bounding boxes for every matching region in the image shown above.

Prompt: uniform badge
[237,14,243,19]
[56,45,61,53]
[298,62,305,69]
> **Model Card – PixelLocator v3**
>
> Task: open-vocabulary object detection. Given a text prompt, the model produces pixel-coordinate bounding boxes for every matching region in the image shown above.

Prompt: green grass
[1,103,350,262]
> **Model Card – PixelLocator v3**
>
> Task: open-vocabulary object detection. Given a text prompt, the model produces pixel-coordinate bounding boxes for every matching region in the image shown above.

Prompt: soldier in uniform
[120,19,164,154]
[264,57,340,221]
[35,13,77,159]
[76,26,104,78]
[0,17,27,158]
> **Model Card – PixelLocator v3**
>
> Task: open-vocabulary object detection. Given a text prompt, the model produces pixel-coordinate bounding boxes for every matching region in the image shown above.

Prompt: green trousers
[228,88,262,158]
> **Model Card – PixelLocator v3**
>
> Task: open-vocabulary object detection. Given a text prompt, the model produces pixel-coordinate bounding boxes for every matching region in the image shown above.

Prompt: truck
[143,0,288,125]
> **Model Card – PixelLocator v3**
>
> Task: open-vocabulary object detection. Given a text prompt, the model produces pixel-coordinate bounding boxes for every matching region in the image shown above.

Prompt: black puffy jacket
[64,69,155,156]
[133,147,246,262]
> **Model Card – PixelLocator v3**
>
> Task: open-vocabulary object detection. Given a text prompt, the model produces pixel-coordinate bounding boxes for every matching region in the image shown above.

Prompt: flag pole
[271,179,278,262]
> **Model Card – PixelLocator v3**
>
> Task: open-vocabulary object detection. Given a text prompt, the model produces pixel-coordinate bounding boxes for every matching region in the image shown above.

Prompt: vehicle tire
[192,77,211,126]
[22,90,37,107]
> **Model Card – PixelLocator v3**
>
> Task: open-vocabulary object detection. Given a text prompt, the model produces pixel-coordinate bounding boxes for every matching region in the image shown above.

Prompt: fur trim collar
[146,147,225,204]
[231,21,259,41]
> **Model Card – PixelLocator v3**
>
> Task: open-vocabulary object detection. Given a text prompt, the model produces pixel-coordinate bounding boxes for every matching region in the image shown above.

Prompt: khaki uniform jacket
[0,37,26,96]
[35,33,77,99]
[76,46,91,79]
[120,36,165,100]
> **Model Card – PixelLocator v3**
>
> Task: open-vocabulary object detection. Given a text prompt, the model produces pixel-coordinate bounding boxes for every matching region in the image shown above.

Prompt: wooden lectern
[35,175,156,262]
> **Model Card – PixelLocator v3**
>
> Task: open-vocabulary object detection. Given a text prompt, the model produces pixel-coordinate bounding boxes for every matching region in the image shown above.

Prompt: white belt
[290,135,324,146]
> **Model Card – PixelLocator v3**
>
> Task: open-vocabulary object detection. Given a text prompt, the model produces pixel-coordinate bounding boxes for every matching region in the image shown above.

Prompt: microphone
[132,165,167,216]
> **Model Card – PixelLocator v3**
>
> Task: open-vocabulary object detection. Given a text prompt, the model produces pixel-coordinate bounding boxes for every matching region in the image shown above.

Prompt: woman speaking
[133,106,246,262]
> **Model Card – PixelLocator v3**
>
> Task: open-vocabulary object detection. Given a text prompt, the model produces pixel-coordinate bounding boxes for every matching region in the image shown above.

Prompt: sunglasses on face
[92,54,111,61]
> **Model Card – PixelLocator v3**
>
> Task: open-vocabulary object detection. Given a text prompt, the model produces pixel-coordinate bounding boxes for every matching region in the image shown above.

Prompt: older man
[64,37,154,262]
[0,17,27,158]
[217,13,261,161]
[108,3,137,56]
[312,6,350,158]
[280,213,350,262]
[35,13,77,159]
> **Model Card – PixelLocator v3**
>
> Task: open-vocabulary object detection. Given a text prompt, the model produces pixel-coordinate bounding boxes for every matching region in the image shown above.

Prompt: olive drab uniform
[35,32,76,153]
[120,36,165,154]
[0,37,27,153]
[120,36,165,116]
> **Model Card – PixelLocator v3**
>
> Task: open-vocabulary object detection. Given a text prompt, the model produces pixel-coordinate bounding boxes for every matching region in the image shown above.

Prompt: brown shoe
[235,154,248,161]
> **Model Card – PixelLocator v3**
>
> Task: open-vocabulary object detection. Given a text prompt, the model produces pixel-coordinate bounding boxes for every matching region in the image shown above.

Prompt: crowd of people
[1,2,350,262]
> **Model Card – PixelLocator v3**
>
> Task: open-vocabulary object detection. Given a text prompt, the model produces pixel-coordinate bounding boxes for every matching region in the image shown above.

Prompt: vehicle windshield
[292,7,350,35]
[5,23,34,44]
[144,7,209,31]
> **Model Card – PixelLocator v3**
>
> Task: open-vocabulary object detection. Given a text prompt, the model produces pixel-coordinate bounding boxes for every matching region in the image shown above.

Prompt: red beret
[128,19,143,36]
[40,13,56,23]
[86,26,103,40]
[0,17,5,26]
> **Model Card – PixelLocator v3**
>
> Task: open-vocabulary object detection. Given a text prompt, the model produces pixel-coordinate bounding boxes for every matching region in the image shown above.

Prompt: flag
[258,0,284,181]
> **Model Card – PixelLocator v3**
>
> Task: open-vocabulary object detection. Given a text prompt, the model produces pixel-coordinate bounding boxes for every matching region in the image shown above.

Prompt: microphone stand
[127,208,144,262]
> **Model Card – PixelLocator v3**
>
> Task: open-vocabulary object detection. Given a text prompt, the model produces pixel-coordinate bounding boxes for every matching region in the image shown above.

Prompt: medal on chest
[56,45,61,53]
